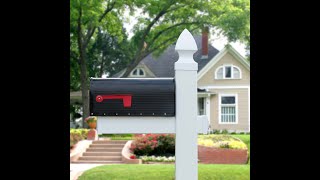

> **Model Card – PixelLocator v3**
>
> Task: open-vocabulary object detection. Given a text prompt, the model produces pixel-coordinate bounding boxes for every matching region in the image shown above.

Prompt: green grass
[78,164,250,180]
[98,134,134,140]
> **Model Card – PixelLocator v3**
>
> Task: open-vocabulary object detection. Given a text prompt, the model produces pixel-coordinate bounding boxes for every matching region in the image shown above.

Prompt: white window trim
[214,64,242,80]
[130,68,146,77]
[219,93,238,124]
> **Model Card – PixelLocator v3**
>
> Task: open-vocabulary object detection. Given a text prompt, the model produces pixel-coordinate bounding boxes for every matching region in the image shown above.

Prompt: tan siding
[209,89,249,132]
[198,52,250,87]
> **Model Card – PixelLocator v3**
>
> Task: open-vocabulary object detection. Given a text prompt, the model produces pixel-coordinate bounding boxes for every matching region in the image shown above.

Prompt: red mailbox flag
[96,94,132,108]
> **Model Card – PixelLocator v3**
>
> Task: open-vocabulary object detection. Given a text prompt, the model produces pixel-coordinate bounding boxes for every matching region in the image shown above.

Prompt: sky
[122,9,247,57]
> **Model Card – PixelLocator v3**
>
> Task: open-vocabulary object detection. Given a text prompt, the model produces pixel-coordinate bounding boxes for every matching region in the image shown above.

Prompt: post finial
[175,29,198,51]
[174,29,198,70]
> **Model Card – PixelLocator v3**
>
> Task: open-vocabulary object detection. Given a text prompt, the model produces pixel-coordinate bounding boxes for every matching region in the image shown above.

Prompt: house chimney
[201,26,209,59]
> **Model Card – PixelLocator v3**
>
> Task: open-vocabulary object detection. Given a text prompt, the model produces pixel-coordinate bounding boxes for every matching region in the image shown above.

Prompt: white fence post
[175,29,198,180]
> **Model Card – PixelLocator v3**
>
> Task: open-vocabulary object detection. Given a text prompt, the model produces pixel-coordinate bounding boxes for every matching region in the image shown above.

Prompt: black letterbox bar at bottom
[91,112,174,116]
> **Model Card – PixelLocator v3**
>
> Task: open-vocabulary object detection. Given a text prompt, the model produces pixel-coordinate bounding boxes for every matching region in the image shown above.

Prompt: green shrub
[213,129,221,134]
[209,129,218,134]
[221,129,228,134]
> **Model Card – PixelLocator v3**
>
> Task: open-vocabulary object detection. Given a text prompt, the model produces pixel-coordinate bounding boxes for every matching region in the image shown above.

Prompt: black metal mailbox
[90,78,175,116]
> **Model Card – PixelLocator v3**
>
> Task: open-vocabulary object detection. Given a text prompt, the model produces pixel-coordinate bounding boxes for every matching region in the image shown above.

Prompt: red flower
[130,155,136,159]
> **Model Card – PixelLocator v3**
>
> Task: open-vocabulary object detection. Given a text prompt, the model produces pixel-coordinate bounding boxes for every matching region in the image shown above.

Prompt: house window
[215,65,242,79]
[198,97,206,115]
[219,94,237,124]
[233,67,240,79]
[225,66,231,78]
[131,68,145,77]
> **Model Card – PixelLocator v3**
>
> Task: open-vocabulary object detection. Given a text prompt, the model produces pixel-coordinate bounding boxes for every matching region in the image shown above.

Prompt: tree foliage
[87,28,133,78]
[121,0,250,77]
[70,0,129,124]
[70,0,250,123]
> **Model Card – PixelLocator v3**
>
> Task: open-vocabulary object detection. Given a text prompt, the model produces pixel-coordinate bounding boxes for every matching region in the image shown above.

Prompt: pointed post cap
[174,29,198,71]
[175,29,198,51]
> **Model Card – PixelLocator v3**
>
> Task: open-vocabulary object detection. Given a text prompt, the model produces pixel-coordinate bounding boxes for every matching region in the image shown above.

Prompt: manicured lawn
[78,164,250,180]
[99,134,134,140]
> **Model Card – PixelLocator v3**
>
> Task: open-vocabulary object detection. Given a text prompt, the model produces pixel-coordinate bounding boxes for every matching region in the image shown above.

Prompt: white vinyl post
[175,29,198,180]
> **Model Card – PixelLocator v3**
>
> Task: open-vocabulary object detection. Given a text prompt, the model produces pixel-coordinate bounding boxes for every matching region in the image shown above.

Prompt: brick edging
[198,145,248,164]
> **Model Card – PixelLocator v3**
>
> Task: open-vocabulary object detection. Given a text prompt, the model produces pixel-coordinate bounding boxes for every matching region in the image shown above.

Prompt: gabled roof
[112,35,219,78]
[197,44,250,80]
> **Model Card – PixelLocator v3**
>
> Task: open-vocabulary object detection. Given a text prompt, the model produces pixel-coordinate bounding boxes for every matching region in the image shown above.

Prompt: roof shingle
[112,35,219,77]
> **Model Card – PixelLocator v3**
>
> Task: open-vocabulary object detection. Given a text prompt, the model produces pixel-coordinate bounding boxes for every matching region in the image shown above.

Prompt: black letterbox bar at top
[89,78,175,116]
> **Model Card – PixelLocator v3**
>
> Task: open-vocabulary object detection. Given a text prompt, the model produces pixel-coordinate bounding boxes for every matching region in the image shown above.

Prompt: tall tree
[121,0,250,77]
[87,27,133,78]
[70,0,126,125]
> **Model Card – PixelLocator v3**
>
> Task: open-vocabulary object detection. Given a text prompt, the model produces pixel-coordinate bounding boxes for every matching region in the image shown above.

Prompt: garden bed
[128,134,248,164]
[198,134,248,164]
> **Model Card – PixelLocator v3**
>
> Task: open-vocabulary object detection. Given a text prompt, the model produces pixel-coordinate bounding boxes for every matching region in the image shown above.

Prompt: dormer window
[131,68,145,77]
[215,65,242,79]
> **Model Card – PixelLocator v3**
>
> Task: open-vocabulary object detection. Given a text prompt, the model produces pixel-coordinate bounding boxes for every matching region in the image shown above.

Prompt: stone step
[79,156,122,161]
[83,152,122,156]
[73,160,124,164]
[90,144,125,148]
[86,148,123,152]
[93,140,128,145]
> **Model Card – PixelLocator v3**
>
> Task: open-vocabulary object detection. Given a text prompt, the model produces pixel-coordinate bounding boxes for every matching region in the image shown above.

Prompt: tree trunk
[79,47,90,128]
[77,5,89,128]
[99,58,104,78]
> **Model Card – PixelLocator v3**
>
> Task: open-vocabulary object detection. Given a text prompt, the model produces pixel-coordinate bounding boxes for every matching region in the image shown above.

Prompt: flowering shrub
[140,155,175,162]
[227,141,247,149]
[198,139,214,147]
[130,134,175,156]
[85,116,97,124]
[70,129,89,148]
[198,134,247,150]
